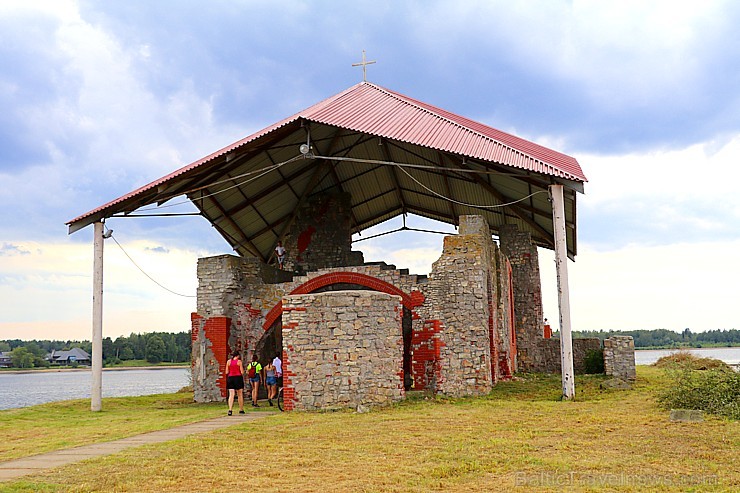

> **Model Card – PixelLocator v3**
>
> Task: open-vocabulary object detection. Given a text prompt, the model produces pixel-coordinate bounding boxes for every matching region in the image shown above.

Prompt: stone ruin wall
[533,337,602,374]
[498,223,543,372]
[419,215,517,396]
[497,223,601,374]
[191,212,595,408]
[604,336,636,381]
[192,214,520,405]
[193,255,429,400]
[190,314,228,403]
[280,192,364,274]
[281,291,404,411]
[493,249,517,378]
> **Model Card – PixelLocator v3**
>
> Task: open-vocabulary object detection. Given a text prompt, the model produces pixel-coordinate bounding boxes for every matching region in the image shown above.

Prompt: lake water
[1,348,737,411]
[634,347,740,366]
[0,368,190,411]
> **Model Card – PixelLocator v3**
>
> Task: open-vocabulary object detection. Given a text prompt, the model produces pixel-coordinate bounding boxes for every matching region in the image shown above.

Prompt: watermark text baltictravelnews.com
[513,471,719,487]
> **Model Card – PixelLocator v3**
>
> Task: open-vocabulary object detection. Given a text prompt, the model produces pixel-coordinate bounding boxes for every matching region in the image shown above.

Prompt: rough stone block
[669,409,704,422]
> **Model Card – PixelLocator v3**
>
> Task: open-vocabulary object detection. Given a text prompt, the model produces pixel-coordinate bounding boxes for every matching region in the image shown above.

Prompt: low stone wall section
[532,337,602,374]
[282,290,405,411]
[604,336,636,381]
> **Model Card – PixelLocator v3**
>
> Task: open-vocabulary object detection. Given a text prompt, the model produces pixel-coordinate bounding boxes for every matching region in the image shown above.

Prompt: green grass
[0,392,226,461]
[653,352,740,419]
[1,368,738,492]
[653,350,734,371]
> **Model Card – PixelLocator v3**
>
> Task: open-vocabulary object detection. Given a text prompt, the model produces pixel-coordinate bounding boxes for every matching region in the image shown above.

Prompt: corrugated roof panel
[68,81,585,261]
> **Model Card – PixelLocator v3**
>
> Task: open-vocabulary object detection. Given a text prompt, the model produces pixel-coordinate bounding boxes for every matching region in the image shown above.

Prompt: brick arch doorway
[255,299,414,392]
[255,271,423,393]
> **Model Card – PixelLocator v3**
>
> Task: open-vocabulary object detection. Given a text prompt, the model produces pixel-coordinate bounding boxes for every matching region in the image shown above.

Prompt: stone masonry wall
[499,224,544,372]
[197,255,263,317]
[190,314,230,402]
[604,336,636,381]
[195,256,427,355]
[493,249,516,377]
[282,192,364,274]
[281,291,404,411]
[192,214,522,404]
[196,255,267,356]
[533,337,602,374]
[233,262,427,360]
[424,215,495,395]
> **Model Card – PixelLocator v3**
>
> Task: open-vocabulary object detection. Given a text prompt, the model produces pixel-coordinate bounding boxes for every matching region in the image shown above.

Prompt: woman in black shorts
[225,351,245,415]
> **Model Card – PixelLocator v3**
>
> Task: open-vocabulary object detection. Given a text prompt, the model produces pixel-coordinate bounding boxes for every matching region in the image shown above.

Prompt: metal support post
[550,184,575,400]
[91,221,104,411]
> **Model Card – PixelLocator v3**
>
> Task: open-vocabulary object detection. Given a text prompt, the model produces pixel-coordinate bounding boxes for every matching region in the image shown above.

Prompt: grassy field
[0,391,227,461]
[1,367,738,492]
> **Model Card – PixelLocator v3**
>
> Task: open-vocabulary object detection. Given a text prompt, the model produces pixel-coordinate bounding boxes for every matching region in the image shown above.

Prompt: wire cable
[107,231,196,298]
[133,154,303,213]
[396,165,548,208]
[125,151,543,217]
[311,153,548,208]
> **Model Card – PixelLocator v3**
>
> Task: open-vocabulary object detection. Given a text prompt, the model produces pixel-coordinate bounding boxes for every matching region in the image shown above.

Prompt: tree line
[1,331,191,368]
[571,328,740,348]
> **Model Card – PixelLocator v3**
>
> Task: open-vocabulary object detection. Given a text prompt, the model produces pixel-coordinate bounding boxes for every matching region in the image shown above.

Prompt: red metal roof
[306,83,586,182]
[68,82,585,228]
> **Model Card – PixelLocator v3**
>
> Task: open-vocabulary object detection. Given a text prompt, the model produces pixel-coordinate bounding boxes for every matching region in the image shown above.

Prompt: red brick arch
[262,271,424,330]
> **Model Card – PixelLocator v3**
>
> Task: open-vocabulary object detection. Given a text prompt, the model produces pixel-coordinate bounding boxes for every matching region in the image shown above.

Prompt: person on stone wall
[275,241,286,269]
[246,354,263,407]
[224,350,245,416]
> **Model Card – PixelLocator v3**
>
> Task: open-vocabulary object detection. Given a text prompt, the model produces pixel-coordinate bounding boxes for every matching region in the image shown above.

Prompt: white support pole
[550,184,575,400]
[91,221,104,411]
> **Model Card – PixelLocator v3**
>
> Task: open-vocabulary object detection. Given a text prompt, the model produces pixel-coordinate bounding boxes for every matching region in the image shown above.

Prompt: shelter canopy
[67,82,587,260]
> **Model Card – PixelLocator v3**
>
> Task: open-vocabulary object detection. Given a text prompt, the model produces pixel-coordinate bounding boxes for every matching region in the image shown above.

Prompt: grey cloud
[0,243,31,256]
[145,246,170,254]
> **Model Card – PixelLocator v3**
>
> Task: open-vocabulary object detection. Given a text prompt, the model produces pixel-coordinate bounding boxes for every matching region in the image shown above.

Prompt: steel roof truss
[436,151,459,227]
[272,160,333,247]
[454,159,555,249]
[202,192,263,259]
[379,138,407,215]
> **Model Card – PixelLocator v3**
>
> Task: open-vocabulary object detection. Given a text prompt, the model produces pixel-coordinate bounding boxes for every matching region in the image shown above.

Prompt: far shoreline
[0,365,188,375]
[634,345,740,350]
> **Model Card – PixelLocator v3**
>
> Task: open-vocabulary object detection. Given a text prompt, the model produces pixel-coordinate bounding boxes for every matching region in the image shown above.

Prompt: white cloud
[540,240,739,333]
[419,0,732,108]
[0,238,202,340]
[571,134,740,250]
[0,0,252,240]
[0,0,79,21]
[2,0,739,341]
[581,136,740,203]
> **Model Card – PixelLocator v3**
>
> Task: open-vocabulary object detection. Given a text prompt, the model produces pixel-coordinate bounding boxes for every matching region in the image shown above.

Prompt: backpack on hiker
[247,362,257,379]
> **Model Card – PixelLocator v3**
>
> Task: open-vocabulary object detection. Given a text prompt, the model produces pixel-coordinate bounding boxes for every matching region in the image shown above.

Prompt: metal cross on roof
[352,50,376,82]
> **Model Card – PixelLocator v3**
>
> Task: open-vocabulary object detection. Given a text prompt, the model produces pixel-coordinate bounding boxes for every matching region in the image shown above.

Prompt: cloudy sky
[1,0,738,341]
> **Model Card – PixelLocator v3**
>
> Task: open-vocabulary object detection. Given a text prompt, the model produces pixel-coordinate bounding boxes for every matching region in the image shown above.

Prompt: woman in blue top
[265,360,277,406]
